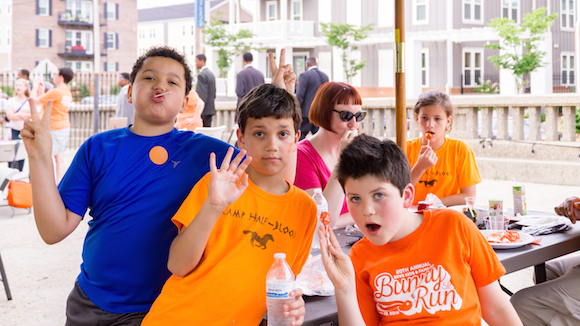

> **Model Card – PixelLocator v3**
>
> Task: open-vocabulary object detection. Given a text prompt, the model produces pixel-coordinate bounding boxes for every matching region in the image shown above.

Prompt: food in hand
[485,230,521,244]
[320,211,331,227]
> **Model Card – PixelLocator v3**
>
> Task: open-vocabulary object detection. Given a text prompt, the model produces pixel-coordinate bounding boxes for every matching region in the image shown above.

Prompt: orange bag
[7,180,32,209]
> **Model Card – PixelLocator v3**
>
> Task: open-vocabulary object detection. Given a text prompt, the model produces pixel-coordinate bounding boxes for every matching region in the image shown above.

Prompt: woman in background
[5,78,31,170]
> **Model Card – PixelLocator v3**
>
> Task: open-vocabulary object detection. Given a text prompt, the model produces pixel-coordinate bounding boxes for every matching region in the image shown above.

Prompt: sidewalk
[0,150,579,325]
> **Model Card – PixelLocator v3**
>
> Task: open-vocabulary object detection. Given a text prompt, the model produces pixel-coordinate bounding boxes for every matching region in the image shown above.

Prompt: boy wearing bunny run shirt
[317,134,522,326]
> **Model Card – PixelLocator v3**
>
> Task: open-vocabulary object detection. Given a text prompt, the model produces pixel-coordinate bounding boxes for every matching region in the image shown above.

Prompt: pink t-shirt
[294,139,348,215]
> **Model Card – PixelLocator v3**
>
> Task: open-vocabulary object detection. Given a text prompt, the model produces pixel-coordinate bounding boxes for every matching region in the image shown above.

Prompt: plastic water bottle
[266,253,295,326]
[311,189,329,249]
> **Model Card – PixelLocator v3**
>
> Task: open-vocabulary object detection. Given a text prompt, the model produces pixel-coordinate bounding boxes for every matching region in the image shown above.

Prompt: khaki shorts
[51,128,70,156]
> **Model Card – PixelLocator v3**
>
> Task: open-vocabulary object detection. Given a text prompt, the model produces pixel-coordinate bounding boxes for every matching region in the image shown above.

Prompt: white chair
[0,141,17,162]
[194,125,227,140]
[0,165,30,216]
[227,124,239,146]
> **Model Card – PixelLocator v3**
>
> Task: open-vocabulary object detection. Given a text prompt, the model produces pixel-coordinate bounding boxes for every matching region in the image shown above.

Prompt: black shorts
[65,280,147,326]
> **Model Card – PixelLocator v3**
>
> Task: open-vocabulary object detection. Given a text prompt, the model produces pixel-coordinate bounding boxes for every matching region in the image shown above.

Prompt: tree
[485,7,557,93]
[202,17,259,79]
[321,22,374,84]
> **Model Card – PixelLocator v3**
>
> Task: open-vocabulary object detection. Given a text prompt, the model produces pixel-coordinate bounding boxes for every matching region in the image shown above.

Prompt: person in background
[294,82,363,229]
[295,56,329,140]
[115,72,135,126]
[31,67,74,183]
[5,78,31,171]
[195,54,216,127]
[17,69,32,91]
[406,90,481,206]
[235,52,264,109]
[175,89,204,131]
[318,134,522,326]
[510,196,580,326]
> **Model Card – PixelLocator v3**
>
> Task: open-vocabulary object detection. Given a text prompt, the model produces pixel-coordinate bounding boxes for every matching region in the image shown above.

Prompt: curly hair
[130,46,193,95]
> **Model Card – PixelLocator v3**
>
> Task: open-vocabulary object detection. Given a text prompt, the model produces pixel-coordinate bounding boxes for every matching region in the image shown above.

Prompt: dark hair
[130,46,193,95]
[120,72,130,80]
[58,67,74,84]
[309,82,362,132]
[196,54,207,62]
[242,52,253,62]
[236,84,301,134]
[336,134,411,196]
[306,56,317,65]
[19,69,29,78]
[413,90,454,133]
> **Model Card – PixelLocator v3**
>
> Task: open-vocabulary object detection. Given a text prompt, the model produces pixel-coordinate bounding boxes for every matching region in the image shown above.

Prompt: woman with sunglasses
[294,82,366,229]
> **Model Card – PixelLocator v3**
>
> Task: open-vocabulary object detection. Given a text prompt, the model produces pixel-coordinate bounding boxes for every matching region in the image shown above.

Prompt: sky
[138,0,255,13]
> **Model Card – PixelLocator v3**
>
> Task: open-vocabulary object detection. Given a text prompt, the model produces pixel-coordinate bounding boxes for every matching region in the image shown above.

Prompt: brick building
[0,0,137,73]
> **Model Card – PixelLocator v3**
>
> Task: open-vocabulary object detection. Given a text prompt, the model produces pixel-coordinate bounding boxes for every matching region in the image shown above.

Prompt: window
[182,25,185,36]
[463,0,483,23]
[0,29,2,47]
[561,0,575,30]
[267,1,277,21]
[105,62,116,72]
[106,3,117,20]
[421,49,429,87]
[105,32,116,49]
[38,0,49,16]
[191,45,194,55]
[150,28,155,38]
[191,25,194,35]
[502,0,518,22]
[463,49,483,86]
[65,31,73,48]
[37,29,50,48]
[562,53,575,85]
[413,0,428,25]
[182,45,186,54]
[7,3,10,14]
[6,28,10,46]
[292,0,302,21]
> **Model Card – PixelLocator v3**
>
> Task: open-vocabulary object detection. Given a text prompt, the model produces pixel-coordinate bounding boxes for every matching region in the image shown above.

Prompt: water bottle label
[266,281,295,299]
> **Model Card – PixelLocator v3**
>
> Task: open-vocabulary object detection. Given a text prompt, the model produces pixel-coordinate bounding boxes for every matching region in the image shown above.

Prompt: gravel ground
[0,150,579,325]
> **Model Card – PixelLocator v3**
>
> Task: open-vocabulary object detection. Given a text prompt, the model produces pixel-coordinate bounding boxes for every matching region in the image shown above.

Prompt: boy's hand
[270,49,296,94]
[283,288,305,326]
[206,147,252,212]
[554,196,579,224]
[416,145,437,170]
[21,99,53,160]
[318,225,356,292]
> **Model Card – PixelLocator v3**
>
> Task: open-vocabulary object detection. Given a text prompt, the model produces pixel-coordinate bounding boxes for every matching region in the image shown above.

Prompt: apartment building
[138,1,253,73]
[0,0,137,73]
[219,0,577,97]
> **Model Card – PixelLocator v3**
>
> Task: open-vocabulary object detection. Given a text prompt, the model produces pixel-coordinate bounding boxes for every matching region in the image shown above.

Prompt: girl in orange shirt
[407,90,481,206]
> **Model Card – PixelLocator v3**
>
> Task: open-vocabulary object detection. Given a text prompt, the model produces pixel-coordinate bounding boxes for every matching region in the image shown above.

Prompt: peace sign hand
[21,99,53,160]
[269,49,296,94]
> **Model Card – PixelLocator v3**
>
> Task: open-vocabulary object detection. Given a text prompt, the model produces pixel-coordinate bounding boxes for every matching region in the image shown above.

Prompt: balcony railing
[58,12,107,26]
[231,20,314,39]
[56,43,108,58]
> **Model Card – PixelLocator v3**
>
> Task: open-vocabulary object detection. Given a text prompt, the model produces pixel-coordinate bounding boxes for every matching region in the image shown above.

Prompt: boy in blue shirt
[21,46,236,325]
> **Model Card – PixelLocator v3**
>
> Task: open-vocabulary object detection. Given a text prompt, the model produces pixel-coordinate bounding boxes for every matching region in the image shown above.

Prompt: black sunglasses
[333,109,366,122]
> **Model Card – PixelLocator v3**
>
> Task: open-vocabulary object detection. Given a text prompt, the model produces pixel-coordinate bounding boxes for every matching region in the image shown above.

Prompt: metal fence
[460,74,500,94]
[552,74,576,93]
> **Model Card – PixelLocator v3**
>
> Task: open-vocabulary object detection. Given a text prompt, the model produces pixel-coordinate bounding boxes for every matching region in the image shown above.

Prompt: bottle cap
[313,188,322,194]
[274,253,286,259]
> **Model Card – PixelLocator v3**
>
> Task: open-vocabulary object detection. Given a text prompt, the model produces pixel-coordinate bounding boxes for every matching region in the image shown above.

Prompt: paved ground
[0,150,579,325]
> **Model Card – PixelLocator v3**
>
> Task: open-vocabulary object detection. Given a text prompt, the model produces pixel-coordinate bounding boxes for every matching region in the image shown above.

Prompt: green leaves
[321,22,374,83]
[202,17,260,78]
[485,7,557,93]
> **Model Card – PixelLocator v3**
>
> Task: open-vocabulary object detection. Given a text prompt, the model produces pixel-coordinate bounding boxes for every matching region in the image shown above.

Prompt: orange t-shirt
[407,137,482,205]
[142,173,317,326]
[349,209,505,326]
[175,89,203,131]
[38,86,72,130]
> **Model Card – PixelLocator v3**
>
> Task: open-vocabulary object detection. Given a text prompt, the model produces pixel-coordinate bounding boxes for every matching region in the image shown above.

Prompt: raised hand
[318,225,356,292]
[339,129,358,152]
[21,99,53,160]
[554,196,579,224]
[206,147,252,212]
[269,49,296,94]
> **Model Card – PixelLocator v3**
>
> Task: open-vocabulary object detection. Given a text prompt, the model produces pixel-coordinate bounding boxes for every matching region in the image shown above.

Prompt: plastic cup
[474,206,488,226]
[487,215,507,231]
[465,197,476,208]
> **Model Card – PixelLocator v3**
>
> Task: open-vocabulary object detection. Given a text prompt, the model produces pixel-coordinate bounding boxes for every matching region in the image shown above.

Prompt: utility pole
[93,0,101,134]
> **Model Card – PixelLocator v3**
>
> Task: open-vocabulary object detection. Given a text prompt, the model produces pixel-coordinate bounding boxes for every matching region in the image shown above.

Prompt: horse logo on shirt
[419,179,437,188]
[243,230,274,249]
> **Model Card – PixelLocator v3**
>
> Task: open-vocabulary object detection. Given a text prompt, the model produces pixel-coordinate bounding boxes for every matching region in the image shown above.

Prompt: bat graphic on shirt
[418,180,438,188]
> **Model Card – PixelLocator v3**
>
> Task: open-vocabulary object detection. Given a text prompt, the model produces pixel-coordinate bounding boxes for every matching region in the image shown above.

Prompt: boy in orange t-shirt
[31,67,74,182]
[142,78,317,324]
[317,134,522,326]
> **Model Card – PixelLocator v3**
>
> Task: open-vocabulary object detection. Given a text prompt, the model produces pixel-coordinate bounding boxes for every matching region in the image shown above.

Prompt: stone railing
[214,94,580,143]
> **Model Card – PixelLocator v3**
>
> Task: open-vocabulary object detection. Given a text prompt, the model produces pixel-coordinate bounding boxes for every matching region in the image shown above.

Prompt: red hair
[309,82,362,131]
